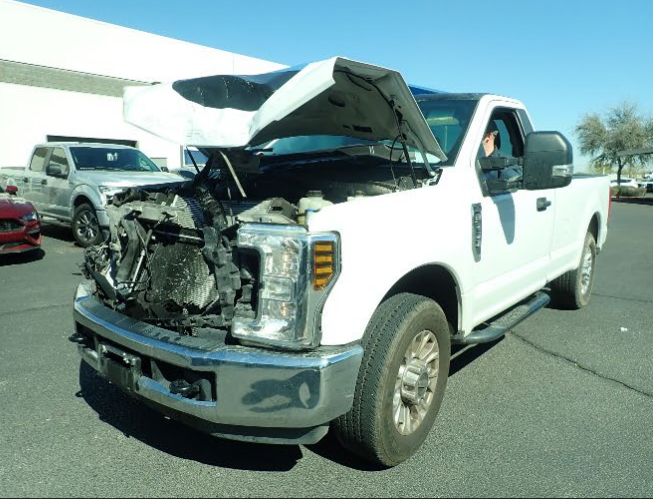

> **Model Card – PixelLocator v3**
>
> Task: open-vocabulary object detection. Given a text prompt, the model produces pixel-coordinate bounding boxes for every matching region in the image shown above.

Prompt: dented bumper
[72,282,362,445]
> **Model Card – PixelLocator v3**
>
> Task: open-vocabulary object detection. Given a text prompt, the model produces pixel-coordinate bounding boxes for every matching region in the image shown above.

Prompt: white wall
[0,0,284,82]
[0,0,286,169]
[0,83,181,168]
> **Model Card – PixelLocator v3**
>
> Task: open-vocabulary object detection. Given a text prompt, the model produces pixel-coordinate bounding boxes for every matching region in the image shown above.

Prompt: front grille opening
[0,219,22,233]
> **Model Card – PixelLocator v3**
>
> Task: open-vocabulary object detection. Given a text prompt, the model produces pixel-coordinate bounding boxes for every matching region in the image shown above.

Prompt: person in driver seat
[482,120,502,158]
[481,120,522,182]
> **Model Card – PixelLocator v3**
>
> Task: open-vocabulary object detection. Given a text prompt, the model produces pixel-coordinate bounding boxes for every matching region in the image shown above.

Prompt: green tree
[576,102,653,183]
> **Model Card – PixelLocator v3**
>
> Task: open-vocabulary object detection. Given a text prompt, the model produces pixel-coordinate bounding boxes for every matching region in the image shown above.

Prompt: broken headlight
[233,224,340,350]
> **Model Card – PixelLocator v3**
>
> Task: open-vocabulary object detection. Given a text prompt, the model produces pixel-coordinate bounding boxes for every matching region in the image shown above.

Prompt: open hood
[123,57,446,161]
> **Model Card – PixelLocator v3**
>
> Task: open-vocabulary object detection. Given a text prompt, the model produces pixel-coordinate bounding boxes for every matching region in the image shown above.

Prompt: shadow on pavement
[0,248,45,267]
[77,361,303,472]
[306,431,388,472]
[449,340,503,377]
[41,223,77,243]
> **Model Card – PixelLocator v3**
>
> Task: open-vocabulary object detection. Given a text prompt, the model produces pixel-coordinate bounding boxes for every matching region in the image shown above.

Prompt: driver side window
[477,109,526,196]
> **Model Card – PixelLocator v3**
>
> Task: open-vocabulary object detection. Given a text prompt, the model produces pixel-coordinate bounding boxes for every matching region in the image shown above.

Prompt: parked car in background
[0,143,184,247]
[0,184,41,255]
[610,178,639,189]
[638,179,653,193]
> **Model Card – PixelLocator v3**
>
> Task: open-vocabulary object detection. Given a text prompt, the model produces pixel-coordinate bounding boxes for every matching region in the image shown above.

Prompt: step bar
[453,291,551,345]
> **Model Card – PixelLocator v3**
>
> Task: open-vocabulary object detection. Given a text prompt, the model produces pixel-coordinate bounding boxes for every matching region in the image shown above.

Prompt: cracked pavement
[0,202,652,498]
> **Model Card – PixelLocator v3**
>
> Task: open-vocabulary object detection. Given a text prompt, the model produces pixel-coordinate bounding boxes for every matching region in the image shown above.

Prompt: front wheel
[333,293,451,467]
[550,231,597,309]
[72,203,102,248]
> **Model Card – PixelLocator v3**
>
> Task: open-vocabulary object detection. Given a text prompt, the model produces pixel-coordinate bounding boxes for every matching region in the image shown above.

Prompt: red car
[0,185,42,254]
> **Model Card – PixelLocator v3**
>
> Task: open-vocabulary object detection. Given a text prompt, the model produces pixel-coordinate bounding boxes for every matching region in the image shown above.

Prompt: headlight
[21,212,38,222]
[99,186,123,201]
[232,224,340,350]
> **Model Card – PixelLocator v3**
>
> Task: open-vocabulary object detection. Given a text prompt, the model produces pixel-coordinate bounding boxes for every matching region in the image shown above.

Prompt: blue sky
[19,0,653,171]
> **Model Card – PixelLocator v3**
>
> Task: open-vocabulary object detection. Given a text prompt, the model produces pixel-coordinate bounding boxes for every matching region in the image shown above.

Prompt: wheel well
[589,213,599,242]
[382,265,460,333]
[74,196,92,209]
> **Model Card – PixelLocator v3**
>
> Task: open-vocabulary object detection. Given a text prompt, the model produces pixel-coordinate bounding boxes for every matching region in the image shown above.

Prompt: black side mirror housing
[46,164,66,178]
[522,131,573,190]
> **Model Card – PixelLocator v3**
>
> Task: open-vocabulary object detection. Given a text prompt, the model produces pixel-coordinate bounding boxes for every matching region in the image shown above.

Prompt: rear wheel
[333,293,450,467]
[72,203,102,248]
[551,231,597,309]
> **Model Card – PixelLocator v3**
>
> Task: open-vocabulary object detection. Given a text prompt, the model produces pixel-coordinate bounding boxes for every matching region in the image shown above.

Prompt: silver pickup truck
[0,143,183,246]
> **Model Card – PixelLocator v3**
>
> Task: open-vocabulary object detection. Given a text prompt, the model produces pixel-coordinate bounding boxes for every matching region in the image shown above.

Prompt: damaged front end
[82,179,339,351]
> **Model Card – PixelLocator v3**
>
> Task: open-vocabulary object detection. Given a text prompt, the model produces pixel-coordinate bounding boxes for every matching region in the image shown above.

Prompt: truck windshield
[250,98,478,168]
[416,98,478,167]
[70,147,160,172]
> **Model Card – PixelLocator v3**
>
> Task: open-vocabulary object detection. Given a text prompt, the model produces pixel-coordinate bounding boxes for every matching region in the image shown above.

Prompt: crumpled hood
[124,57,445,161]
[76,170,183,189]
[0,194,36,218]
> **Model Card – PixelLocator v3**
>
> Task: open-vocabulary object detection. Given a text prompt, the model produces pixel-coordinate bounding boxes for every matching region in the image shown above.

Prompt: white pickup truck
[71,57,610,467]
[0,143,182,246]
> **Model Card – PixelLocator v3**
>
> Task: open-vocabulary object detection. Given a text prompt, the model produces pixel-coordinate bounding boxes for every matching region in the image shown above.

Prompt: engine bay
[82,152,427,342]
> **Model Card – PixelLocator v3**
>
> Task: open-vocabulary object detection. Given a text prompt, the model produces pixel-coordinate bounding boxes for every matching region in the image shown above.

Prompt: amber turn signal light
[313,241,336,290]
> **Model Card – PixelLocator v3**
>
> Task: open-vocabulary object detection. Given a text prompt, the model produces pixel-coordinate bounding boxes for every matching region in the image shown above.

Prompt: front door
[23,147,51,212]
[43,147,73,220]
[469,107,556,326]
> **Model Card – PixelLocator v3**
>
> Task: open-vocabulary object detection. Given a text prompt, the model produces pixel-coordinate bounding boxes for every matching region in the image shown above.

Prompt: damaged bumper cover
[73,281,363,445]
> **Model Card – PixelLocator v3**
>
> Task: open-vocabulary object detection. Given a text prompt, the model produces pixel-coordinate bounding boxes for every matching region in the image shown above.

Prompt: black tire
[333,293,451,467]
[72,203,103,248]
[550,232,597,310]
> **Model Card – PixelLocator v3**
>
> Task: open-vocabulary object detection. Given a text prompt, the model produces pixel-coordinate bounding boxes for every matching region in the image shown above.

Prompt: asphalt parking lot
[1,200,652,498]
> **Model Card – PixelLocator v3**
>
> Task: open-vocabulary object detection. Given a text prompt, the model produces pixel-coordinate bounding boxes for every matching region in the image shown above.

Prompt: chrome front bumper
[73,282,363,445]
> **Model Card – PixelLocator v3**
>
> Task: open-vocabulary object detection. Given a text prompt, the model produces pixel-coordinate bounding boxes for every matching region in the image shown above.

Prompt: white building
[0,0,284,170]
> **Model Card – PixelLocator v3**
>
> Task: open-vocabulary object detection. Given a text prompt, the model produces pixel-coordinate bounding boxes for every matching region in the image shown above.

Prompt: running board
[453,291,551,345]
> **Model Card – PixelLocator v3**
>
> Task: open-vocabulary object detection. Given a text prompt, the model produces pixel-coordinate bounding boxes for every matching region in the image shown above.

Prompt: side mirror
[6,185,18,195]
[522,131,573,190]
[46,164,66,178]
[159,166,169,173]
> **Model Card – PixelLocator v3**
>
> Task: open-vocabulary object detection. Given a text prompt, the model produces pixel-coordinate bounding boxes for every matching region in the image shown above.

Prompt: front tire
[550,231,597,309]
[72,203,102,248]
[333,293,451,467]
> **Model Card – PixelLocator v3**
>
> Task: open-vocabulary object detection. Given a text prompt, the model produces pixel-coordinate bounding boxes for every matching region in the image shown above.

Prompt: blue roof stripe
[408,84,444,96]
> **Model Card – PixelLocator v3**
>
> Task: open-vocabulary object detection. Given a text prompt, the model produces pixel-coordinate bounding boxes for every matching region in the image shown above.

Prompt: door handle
[537,197,552,212]
[22,177,29,183]
[41,179,48,186]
